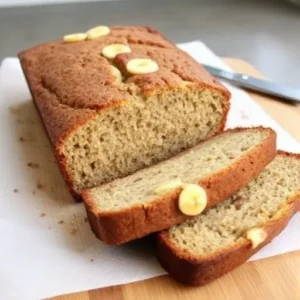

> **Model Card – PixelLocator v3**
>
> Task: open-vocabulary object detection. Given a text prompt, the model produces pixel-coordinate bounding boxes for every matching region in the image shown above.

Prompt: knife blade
[203,64,300,104]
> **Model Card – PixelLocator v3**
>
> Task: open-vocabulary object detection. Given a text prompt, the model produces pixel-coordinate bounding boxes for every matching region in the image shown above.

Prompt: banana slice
[246,228,267,249]
[102,44,131,59]
[110,66,122,84]
[126,58,159,75]
[179,184,207,216]
[63,33,87,43]
[86,25,110,40]
[153,179,183,196]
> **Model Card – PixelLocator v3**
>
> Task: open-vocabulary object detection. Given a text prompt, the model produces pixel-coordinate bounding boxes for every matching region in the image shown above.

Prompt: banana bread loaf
[157,151,300,286]
[82,127,276,245]
[19,25,230,199]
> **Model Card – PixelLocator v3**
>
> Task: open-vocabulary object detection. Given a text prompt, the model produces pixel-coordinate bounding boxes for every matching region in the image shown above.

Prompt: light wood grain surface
[50,59,300,300]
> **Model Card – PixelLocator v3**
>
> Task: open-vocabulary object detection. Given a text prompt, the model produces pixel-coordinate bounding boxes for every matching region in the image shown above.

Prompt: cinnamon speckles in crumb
[84,217,88,223]
[233,195,248,210]
[19,136,25,142]
[58,220,64,224]
[27,162,40,169]
[32,190,36,195]
[13,189,19,193]
[40,212,46,217]
[90,259,94,262]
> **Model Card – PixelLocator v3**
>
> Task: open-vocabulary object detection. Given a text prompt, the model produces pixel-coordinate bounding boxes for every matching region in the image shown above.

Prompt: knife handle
[231,74,300,103]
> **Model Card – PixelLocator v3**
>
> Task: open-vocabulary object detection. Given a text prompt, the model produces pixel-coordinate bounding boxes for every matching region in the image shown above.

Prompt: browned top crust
[18,25,229,148]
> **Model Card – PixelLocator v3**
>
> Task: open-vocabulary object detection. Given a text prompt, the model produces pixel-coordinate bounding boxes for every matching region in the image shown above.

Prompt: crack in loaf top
[19,26,227,110]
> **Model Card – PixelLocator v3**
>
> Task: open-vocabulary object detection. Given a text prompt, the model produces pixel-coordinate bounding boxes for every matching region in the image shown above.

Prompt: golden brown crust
[82,127,277,245]
[18,25,230,199]
[18,25,229,144]
[156,151,300,286]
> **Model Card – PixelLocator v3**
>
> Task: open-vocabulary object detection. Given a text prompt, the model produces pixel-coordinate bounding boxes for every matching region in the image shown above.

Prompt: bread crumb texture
[90,129,268,211]
[19,26,229,194]
[167,154,300,255]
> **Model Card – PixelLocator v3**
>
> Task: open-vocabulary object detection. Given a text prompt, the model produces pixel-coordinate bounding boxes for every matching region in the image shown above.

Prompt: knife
[203,64,300,104]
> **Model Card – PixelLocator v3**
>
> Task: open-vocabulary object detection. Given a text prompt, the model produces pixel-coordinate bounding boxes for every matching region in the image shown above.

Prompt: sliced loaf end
[83,127,276,245]
[157,151,300,285]
[63,85,230,196]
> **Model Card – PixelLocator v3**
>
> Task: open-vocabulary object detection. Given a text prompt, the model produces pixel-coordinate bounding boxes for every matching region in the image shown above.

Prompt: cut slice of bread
[157,151,300,286]
[82,127,276,245]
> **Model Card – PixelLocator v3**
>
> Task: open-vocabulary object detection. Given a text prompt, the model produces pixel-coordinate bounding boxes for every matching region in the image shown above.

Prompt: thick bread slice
[82,127,276,245]
[157,151,300,286]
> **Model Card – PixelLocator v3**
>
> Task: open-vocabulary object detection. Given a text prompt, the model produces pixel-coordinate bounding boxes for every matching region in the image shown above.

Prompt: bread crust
[18,25,230,199]
[156,151,300,286]
[82,127,277,245]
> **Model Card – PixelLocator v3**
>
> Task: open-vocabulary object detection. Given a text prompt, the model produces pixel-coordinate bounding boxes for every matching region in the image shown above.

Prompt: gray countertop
[1,0,300,86]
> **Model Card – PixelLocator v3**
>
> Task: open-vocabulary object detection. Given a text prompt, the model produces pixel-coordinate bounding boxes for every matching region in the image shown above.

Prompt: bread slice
[157,151,300,286]
[82,127,276,245]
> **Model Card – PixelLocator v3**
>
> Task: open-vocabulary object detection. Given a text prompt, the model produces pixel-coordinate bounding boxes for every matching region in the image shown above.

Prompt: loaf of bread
[157,151,300,286]
[18,25,230,199]
[82,127,276,245]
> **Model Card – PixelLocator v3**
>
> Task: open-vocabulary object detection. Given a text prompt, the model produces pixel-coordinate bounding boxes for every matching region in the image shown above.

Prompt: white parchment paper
[0,41,299,300]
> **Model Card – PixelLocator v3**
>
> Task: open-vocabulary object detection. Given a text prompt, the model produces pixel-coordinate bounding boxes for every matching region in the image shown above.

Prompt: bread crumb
[27,162,40,169]
[133,177,142,183]
[70,229,77,235]
[233,195,248,210]
[40,212,46,217]
[37,181,45,190]
[19,136,25,142]
[58,220,64,224]
[84,217,88,223]
[90,259,94,262]
[32,190,36,195]
[17,119,24,124]
[13,189,19,193]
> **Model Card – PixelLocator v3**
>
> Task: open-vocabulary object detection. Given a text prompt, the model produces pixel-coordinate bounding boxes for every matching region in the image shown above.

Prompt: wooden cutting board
[50,59,300,300]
